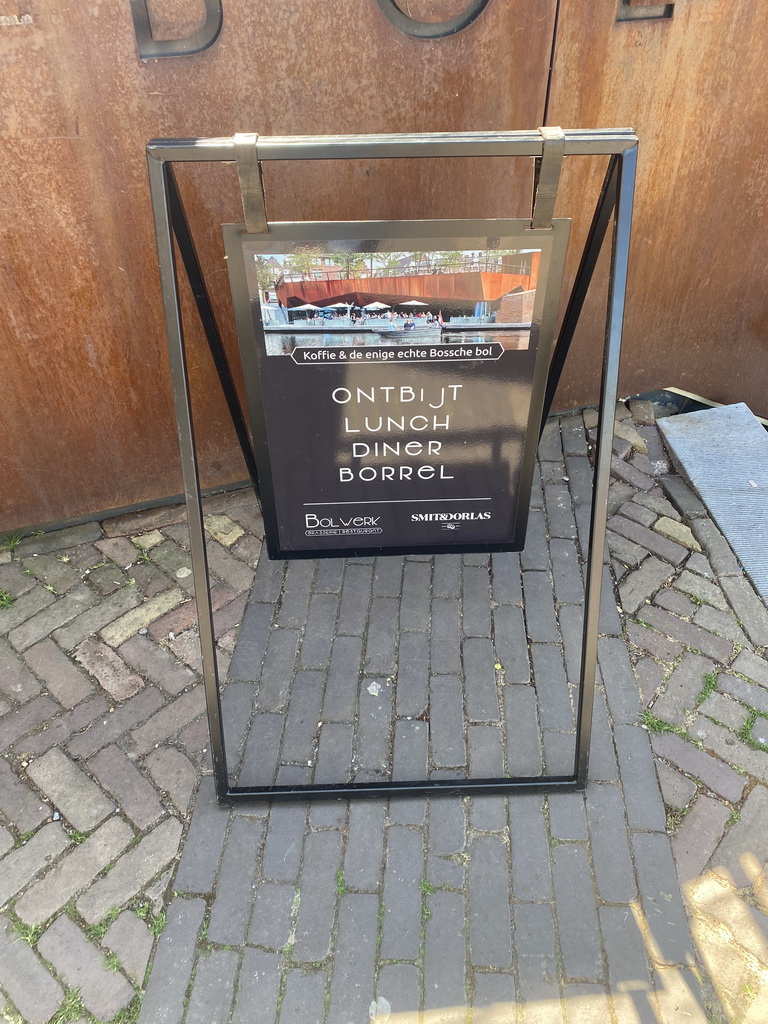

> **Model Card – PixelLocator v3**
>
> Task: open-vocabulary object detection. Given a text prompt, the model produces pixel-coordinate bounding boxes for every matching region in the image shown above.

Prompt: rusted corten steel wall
[0,0,553,530]
[547,0,768,417]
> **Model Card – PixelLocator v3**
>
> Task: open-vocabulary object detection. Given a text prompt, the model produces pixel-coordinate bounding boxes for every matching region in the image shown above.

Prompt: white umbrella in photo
[398,299,429,306]
[363,300,391,310]
[291,303,323,311]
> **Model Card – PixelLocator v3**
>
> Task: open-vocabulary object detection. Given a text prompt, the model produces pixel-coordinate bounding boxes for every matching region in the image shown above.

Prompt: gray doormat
[658,402,768,603]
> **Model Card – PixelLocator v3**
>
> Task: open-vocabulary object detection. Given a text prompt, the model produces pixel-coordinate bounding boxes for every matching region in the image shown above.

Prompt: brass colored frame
[146,129,638,804]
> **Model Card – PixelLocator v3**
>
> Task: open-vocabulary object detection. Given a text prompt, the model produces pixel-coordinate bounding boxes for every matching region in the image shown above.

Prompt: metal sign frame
[146,129,638,804]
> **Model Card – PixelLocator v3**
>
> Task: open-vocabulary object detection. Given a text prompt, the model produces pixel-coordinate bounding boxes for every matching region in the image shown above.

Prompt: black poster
[224,220,570,558]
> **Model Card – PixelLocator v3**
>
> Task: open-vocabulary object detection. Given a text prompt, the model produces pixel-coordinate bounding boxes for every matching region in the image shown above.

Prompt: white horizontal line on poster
[303,498,492,506]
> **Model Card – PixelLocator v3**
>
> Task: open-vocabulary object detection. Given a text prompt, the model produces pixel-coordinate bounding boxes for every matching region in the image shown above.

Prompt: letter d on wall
[130,0,223,58]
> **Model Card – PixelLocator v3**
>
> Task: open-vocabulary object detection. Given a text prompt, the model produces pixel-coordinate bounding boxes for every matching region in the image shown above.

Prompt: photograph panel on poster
[224,220,570,558]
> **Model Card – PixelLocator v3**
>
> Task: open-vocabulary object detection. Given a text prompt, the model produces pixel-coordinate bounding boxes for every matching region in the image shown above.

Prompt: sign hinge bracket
[234,133,269,234]
[531,126,565,230]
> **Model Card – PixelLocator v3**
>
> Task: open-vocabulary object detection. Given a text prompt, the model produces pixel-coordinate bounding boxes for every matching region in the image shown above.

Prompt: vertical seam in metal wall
[542,0,563,125]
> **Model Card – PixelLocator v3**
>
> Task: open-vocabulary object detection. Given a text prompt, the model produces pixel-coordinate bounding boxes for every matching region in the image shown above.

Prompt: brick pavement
[0,403,767,1022]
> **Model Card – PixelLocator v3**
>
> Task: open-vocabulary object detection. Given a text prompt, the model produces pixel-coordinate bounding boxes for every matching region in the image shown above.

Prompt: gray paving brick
[238,711,283,788]
[252,551,285,604]
[599,565,623,637]
[652,652,717,725]
[467,725,506,830]
[532,644,572,732]
[258,627,300,711]
[732,648,768,687]
[655,584,698,616]
[356,677,393,774]
[599,905,654,1013]
[520,509,549,571]
[659,474,707,519]
[314,721,354,786]
[693,604,750,645]
[691,715,768,784]
[8,585,97,652]
[503,685,543,777]
[205,538,254,593]
[720,575,768,647]
[468,834,512,967]
[130,686,207,756]
[0,915,64,1024]
[393,719,428,783]
[77,816,182,924]
[632,831,696,966]
[545,482,577,540]
[430,674,466,768]
[327,894,379,1024]
[0,586,55,635]
[550,538,583,606]
[74,637,144,701]
[514,901,555,959]
[493,605,530,684]
[103,911,153,986]
[66,685,164,760]
[656,760,697,810]
[618,556,676,614]
[138,896,205,1024]
[118,633,197,695]
[607,528,648,568]
[294,827,342,962]
[280,968,326,1024]
[38,915,134,1020]
[173,779,231,894]
[0,695,59,754]
[562,455,593,509]
[226,601,273,681]
[88,744,163,829]
[463,637,500,722]
[586,783,636,902]
[23,638,94,707]
[637,604,732,662]
[424,891,467,1012]
[0,822,71,907]
[281,671,324,764]
[672,793,731,883]
[322,635,362,723]
[380,825,423,960]
[398,558,431,632]
[248,880,294,949]
[26,746,114,831]
[372,555,403,597]
[508,794,551,900]
[365,596,398,675]
[542,730,576,775]
[231,948,282,1024]
[589,687,620,783]
[553,843,603,982]
[518,952,560,1013]
[611,454,654,491]
[491,551,522,605]
[699,689,749,729]
[376,964,421,1017]
[627,620,683,663]
[557,603,583,685]
[598,635,641,724]
[395,630,429,719]
[472,970,518,1016]
[614,724,666,832]
[15,817,133,925]
[433,552,461,597]
[548,791,587,840]
[0,637,42,702]
[0,759,49,834]
[16,523,102,557]
[261,801,308,882]
[337,562,373,634]
[300,592,338,669]
[344,800,385,891]
[538,419,563,462]
[185,948,239,1024]
[618,499,657,528]
[314,557,345,593]
[690,518,741,577]
[522,572,559,643]
[430,597,461,675]
[208,817,264,943]
[462,564,491,637]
